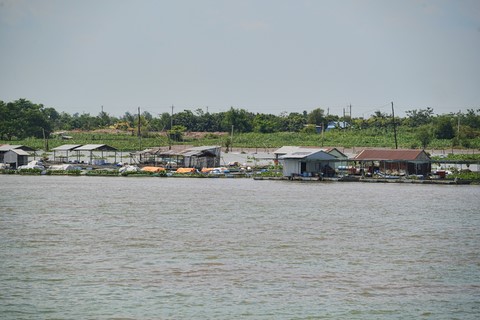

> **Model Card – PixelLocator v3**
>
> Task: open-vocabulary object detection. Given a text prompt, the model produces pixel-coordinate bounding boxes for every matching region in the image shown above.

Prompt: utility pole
[349,104,352,129]
[137,107,141,137]
[458,110,461,137]
[231,125,234,152]
[392,101,398,149]
[42,128,48,152]
[137,107,142,150]
[321,122,325,147]
[168,105,174,150]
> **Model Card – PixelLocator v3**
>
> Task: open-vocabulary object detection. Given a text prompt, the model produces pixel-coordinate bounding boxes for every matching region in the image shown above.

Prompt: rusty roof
[353,149,430,161]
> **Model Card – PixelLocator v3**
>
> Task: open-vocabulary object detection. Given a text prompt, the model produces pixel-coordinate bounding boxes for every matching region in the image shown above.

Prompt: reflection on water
[1,176,479,319]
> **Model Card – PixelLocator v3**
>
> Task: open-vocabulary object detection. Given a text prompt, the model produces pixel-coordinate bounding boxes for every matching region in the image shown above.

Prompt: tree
[97,111,114,128]
[253,114,280,133]
[71,113,96,131]
[405,107,434,127]
[168,125,186,141]
[154,112,172,131]
[307,108,325,126]
[462,109,480,129]
[368,111,388,132]
[352,118,369,130]
[44,107,60,129]
[56,112,74,130]
[135,111,151,132]
[223,107,253,133]
[416,125,432,149]
[194,108,216,132]
[122,112,136,128]
[0,99,52,140]
[434,115,455,139]
[173,110,197,131]
[280,112,306,132]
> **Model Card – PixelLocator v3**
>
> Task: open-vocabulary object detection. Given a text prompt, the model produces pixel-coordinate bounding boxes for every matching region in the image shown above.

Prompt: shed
[0,144,36,163]
[72,144,118,165]
[353,149,431,176]
[132,145,221,169]
[133,147,164,164]
[274,146,348,170]
[51,144,83,162]
[180,146,221,169]
[145,149,184,168]
[3,149,30,169]
[279,149,337,177]
[132,146,186,166]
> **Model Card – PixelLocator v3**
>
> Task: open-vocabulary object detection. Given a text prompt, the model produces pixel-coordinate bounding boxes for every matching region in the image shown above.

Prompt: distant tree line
[1,99,479,147]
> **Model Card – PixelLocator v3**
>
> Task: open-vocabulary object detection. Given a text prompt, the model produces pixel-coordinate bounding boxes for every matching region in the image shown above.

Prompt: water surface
[1,176,479,319]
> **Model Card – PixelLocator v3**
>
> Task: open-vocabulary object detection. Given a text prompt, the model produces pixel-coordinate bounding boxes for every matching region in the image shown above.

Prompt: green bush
[86,170,119,176]
[0,169,16,174]
[17,168,43,175]
[47,170,81,176]
[448,171,480,181]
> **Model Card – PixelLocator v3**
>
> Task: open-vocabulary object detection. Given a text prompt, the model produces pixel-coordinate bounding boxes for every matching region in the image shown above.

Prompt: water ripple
[1,176,479,319]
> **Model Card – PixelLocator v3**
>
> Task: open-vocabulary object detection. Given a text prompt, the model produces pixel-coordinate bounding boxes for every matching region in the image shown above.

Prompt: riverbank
[3,168,478,185]
[253,175,478,185]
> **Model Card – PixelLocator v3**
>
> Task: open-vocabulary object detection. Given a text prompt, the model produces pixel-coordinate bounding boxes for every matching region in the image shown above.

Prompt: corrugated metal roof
[52,144,83,151]
[6,149,30,156]
[180,146,220,157]
[353,149,430,161]
[0,145,35,152]
[185,146,221,151]
[275,146,348,160]
[320,147,348,159]
[280,150,337,160]
[73,144,117,151]
[0,144,19,151]
[274,146,321,155]
[181,150,208,157]
[154,150,180,156]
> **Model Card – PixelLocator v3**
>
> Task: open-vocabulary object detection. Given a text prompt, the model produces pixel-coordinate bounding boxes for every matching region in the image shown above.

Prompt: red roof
[353,149,430,161]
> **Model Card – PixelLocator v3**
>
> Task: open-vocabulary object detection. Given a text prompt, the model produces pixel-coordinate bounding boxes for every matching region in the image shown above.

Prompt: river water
[0,175,479,319]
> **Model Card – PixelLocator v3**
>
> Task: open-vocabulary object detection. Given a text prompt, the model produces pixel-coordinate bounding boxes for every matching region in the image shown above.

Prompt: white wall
[282,159,300,176]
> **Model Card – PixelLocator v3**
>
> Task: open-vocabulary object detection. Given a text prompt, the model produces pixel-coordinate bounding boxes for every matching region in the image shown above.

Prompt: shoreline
[2,170,477,185]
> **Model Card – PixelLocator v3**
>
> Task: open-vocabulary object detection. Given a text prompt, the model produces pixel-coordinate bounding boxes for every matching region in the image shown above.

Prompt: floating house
[274,146,348,172]
[353,149,431,176]
[132,146,221,169]
[181,146,221,169]
[277,148,338,177]
[0,145,36,166]
[3,149,30,169]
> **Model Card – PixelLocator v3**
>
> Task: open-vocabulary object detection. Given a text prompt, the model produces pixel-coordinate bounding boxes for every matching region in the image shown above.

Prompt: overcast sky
[1,0,479,118]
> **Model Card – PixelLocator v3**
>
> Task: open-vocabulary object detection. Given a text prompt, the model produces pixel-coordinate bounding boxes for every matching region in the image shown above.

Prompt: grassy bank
[2,127,480,152]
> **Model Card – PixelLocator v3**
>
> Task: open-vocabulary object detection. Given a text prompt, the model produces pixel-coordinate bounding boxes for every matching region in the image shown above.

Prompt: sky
[1,0,479,118]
